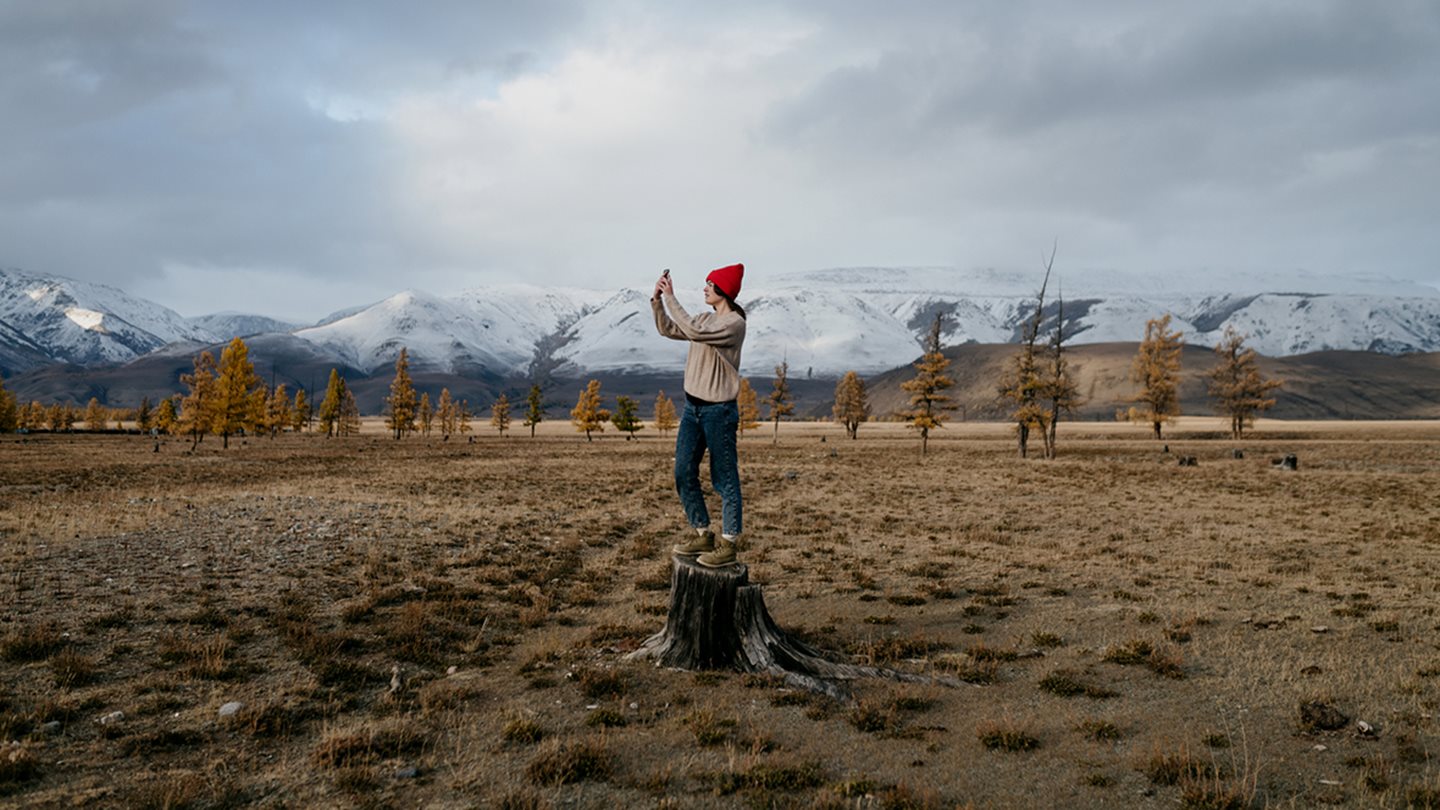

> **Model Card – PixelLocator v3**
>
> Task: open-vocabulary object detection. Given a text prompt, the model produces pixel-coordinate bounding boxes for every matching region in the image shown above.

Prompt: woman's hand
[654,272,674,299]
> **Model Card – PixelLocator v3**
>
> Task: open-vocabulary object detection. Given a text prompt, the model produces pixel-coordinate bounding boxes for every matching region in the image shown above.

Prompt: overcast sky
[3,1,1438,321]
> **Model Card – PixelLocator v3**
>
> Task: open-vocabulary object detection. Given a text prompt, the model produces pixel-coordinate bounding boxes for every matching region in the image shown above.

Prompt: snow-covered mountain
[4,265,1440,380]
[551,269,1440,375]
[292,285,608,374]
[186,312,299,340]
[0,267,216,370]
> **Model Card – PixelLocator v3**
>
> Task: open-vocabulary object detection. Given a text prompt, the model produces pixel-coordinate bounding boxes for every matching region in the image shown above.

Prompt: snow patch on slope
[0,267,216,366]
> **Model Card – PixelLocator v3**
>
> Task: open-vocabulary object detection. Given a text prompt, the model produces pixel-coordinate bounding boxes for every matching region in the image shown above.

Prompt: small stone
[98,711,125,726]
[218,701,244,718]
[1311,626,1329,633]
[1320,779,1342,786]
[446,666,458,676]
[629,702,638,710]
[1356,720,1376,738]
[40,721,62,735]
[1313,744,1327,751]
[395,766,420,779]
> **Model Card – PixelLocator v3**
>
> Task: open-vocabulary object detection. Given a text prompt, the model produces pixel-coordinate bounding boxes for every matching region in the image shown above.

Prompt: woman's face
[703,281,723,307]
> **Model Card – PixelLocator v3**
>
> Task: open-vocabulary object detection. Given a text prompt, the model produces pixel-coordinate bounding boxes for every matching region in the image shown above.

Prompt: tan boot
[673,529,715,557]
[697,536,738,568]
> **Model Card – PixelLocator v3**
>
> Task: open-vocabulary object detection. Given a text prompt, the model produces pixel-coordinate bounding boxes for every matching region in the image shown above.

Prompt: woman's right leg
[673,402,711,530]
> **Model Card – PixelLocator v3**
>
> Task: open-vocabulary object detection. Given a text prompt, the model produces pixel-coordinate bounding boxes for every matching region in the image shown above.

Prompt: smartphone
[662,269,670,278]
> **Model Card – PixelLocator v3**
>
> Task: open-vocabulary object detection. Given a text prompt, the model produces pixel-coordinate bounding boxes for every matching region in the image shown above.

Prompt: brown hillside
[863,343,1440,421]
[6,340,1437,421]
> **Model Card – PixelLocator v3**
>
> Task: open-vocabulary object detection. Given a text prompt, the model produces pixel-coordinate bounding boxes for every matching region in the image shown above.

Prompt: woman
[651,263,747,567]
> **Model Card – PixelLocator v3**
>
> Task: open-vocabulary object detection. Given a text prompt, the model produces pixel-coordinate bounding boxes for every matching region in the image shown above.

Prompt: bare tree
[999,243,1053,458]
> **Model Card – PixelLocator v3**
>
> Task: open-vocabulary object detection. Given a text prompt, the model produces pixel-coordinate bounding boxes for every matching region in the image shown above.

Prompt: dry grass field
[2,418,1439,808]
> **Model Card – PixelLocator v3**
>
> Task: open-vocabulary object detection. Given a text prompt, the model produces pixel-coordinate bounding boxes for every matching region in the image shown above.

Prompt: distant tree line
[0,317,1282,447]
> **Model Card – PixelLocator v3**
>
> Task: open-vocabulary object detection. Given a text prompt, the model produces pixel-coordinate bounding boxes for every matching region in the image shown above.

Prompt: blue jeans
[675,400,742,536]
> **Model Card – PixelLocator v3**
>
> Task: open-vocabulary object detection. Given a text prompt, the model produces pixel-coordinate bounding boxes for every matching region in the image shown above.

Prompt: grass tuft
[312,721,426,768]
[1143,745,1217,786]
[525,739,613,786]
[49,649,98,689]
[1,623,64,663]
[935,654,999,684]
[585,708,626,728]
[1031,632,1063,648]
[497,789,548,810]
[707,760,825,796]
[686,709,737,746]
[1039,669,1119,699]
[1102,639,1185,678]
[1079,719,1124,741]
[1180,779,1252,810]
[977,720,1040,752]
[0,742,42,790]
[575,668,628,701]
[502,717,546,745]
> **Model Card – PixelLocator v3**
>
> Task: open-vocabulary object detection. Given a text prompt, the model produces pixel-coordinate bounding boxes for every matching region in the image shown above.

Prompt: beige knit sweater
[652,292,746,403]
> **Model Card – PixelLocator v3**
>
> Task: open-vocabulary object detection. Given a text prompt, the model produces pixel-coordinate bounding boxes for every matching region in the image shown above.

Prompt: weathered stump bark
[627,557,944,700]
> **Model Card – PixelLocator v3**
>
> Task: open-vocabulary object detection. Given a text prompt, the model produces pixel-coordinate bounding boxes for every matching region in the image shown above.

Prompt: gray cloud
[1,1,1437,321]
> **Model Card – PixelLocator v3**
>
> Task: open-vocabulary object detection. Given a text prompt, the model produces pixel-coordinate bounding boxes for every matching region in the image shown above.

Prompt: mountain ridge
[4,266,1440,383]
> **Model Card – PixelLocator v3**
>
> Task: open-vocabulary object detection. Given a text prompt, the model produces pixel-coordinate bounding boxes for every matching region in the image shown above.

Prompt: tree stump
[1231,449,1244,459]
[1272,454,1299,471]
[627,557,940,700]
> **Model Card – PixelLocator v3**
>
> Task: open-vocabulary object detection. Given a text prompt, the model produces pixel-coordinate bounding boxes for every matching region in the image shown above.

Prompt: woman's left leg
[697,401,741,567]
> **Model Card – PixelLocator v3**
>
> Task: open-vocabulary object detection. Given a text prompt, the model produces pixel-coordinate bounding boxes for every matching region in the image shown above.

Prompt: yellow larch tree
[180,351,219,448]
[570,379,609,441]
[318,369,345,437]
[213,337,264,448]
[737,378,760,434]
[1207,327,1282,439]
[491,393,512,436]
[653,390,678,436]
[1129,314,1184,440]
[901,315,955,455]
[385,348,418,439]
[832,371,870,440]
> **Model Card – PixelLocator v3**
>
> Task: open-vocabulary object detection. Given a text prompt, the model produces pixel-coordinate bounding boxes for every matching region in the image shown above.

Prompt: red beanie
[706,263,744,299]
